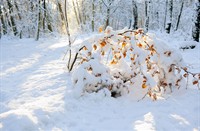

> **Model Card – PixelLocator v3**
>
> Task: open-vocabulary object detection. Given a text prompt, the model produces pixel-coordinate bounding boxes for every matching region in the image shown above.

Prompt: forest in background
[0,0,199,42]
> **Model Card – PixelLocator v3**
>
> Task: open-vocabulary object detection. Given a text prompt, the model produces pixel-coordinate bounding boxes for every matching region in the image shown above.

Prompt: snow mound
[0,110,38,131]
[71,28,200,100]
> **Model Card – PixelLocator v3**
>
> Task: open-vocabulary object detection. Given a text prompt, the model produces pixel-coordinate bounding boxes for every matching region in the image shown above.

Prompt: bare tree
[64,0,73,70]
[163,0,168,31]
[192,0,200,42]
[132,0,138,29]
[175,1,184,31]
[165,0,173,34]
[92,0,95,32]
[145,0,150,31]
[104,0,113,28]
[35,0,41,41]
[6,0,18,36]
[0,5,7,38]
[72,0,80,25]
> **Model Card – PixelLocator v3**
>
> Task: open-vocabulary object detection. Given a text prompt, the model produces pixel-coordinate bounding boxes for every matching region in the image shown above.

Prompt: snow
[0,35,200,131]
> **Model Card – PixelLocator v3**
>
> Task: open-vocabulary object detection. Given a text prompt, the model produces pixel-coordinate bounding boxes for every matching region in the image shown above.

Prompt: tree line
[0,0,199,42]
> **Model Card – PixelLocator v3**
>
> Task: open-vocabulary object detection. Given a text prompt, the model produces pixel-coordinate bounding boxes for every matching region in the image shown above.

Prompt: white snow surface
[0,35,200,131]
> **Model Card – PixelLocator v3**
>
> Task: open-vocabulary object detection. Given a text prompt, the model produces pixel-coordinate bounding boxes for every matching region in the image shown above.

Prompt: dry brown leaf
[83,46,88,50]
[100,41,106,47]
[137,43,143,48]
[93,44,97,50]
[101,51,105,56]
[168,67,172,72]
[153,93,157,101]
[183,73,188,78]
[123,52,126,58]
[99,27,103,33]
[110,59,117,65]
[193,80,198,85]
[122,42,126,48]
[142,83,147,88]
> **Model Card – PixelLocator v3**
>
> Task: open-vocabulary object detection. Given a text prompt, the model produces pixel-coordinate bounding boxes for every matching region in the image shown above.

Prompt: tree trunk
[192,0,200,42]
[0,6,7,36]
[57,1,65,24]
[14,1,22,38]
[35,0,41,41]
[145,0,149,31]
[81,0,86,25]
[43,0,46,30]
[105,0,113,28]
[46,0,53,32]
[6,0,18,36]
[64,0,72,70]
[92,0,95,32]
[105,7,110,28]
[166,0,173,34]
[175,2,184,31]
[163,0,168,31]
[72,0,80,25]
[132,0,138,29]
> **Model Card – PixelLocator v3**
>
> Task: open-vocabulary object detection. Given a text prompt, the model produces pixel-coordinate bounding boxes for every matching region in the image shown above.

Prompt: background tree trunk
[165,0,173,34]
[163,0,168,31]
[6,0,18,36]
[64,0,72,70]
[92,0,95,32]
[192,0,200,42]
[132,0,138,29]
[35,0,41,41]
[175,1,184,31]
[0,6,7,37]
[72,0,80,25]
[145,0,149,31]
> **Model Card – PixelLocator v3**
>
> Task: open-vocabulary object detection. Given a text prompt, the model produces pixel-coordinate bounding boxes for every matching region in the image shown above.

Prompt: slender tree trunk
[132,0,138,29]
[192,0,200,42]
[64,0,72,70]
[156,12,159,29]
[43,0,46,30]
[105,0,113,28]
[57,1,65,32]
[163,0,168,31]
[0,6,2,38]
[14,1,22,38]
[166,0,173,34]
[0,6,7,36]
[175,2,184,31]
[47,15,53,32]
[35,0,41,41]
[145,0,149,31]
[92,0,95,32]
[81,0,86,25]
[128,19,132,29]
[72,0,80,25]
[6,0,18,36]
[57,1,65,22]
[46,0,53,32]
[105,7,110,28]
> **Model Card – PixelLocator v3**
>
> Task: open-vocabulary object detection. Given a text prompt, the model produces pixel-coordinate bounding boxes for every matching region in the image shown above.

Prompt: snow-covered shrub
[71,27,200,100]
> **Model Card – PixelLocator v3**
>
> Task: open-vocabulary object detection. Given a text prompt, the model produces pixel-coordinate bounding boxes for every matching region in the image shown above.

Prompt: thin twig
[137,92,148,102]
[69,46,85,71]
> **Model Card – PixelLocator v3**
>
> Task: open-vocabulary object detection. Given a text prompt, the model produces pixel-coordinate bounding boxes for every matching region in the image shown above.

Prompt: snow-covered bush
[71,27,200,100]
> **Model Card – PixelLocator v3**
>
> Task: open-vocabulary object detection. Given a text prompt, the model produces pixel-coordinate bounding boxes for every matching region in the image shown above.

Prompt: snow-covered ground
[0,35,200,131]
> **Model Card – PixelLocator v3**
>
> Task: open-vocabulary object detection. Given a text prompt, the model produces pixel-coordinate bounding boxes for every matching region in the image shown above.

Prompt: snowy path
[0,37,200,131]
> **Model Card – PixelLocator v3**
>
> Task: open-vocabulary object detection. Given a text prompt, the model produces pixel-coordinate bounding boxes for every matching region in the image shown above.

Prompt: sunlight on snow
[20,60,64,90]
[170,114,190,125]
[6,59,66,112]
[134,112,156,131]
[0,54,41,77]
[48,42,67,50]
